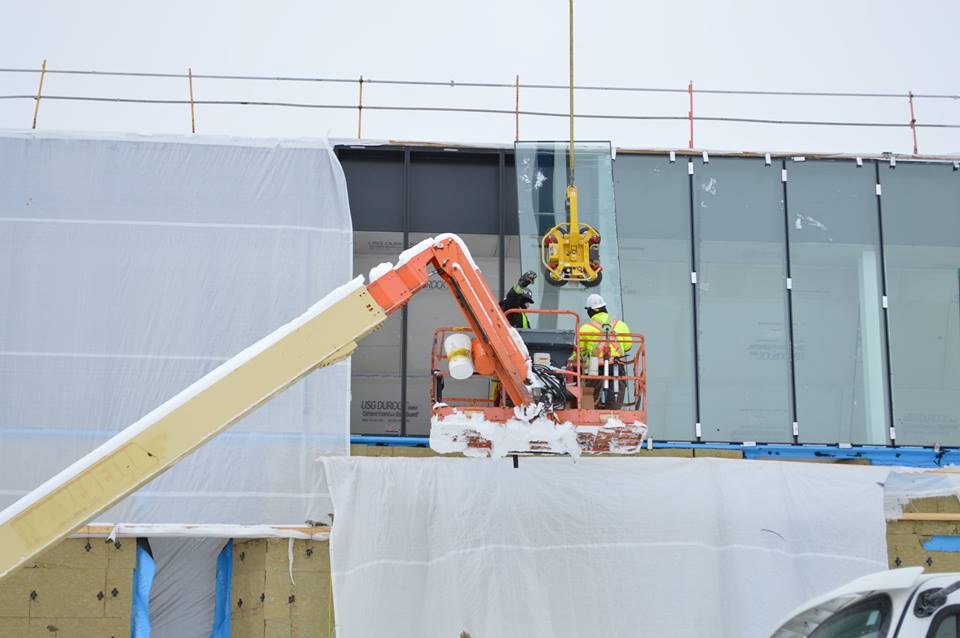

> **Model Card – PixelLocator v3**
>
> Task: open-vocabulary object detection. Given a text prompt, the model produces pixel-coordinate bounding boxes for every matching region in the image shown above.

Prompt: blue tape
[923,536,960,552]
[131,540,155,638]
[209,540,233,638]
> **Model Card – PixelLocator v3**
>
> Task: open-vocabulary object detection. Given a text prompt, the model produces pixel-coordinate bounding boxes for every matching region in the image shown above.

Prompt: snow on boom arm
[0,233,645,580]
[0,234,530,580]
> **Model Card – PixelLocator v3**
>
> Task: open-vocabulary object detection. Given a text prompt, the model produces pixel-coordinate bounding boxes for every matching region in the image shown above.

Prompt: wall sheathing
[888,496,960,572]
[0,538,133,637]
[230,539,333,638]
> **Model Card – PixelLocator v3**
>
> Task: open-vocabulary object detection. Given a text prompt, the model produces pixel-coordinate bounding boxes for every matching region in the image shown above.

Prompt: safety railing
[3,64,959,154]
[431,309,646,422]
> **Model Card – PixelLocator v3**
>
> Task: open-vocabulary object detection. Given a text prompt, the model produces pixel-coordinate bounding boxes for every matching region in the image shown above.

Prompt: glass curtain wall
[341,146,960,447]
[880,163,960,445]
[615,154,695,440]
[694,157,792,442]
[788,160,888,444]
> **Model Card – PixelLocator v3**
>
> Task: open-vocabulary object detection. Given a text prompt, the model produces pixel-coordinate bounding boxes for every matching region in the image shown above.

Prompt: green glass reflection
[881,163,960,446]
[615,154,696,440]
[694,157,792,442]
[788,159,888,444]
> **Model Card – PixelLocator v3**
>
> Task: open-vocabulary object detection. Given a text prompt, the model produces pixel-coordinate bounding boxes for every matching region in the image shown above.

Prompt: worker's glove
[518,271,537,288]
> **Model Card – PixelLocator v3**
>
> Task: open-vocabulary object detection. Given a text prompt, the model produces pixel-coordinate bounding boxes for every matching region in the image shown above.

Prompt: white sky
[1,0,958,155]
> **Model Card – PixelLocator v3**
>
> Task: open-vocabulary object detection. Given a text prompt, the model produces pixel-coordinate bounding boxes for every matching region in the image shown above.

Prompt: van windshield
[809,594,893,638]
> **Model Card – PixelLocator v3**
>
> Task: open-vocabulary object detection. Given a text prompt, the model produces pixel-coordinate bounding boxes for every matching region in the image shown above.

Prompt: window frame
[926,604,960,638]
[808,593,893,638]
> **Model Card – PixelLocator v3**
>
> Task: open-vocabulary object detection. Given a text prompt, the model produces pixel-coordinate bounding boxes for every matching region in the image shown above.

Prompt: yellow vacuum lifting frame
[0,281,386,580]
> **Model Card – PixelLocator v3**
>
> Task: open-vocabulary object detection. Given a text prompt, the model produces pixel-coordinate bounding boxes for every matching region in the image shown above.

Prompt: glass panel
[694,158,791,442]
[338,149,404,232]
[614,154,695,440]
[930,614,958,638]
[351,231,404,434]
[514,142,623,328]
[789,160,888,444]
[409,152,500,234]
[405,233,501,436]
[808,594,891,638]
[505,235,522,295]
[881,163,960,446]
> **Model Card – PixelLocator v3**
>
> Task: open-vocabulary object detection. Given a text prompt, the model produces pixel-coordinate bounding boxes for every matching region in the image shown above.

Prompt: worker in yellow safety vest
[578,293,632,409]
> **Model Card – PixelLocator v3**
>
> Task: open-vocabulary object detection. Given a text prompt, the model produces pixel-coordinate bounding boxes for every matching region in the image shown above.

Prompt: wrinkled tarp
[323,456,890,638]
[0,130,352,525]
[0,130,353,638]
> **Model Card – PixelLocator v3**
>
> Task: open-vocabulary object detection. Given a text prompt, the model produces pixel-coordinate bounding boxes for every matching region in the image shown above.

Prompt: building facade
[337,144,960,446]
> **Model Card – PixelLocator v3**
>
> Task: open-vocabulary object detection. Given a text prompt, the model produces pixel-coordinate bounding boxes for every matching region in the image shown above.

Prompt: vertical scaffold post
[908,90,918,155]
[31,59,47,130]
[515,74,520,142]
[188,67,197,134]
[688,80,694,150]
[357,75,365,139]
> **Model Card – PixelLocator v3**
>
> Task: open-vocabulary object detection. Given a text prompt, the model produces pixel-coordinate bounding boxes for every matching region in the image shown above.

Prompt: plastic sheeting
[323,456,891,638]
[0,130,352,524]
[1,130,353,637]
[132,539,156,638]
[148,537,223,638]
[210,541,233,638]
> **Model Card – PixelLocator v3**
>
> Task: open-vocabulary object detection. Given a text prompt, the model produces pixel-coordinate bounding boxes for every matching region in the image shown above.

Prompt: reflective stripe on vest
[586,319,624,358]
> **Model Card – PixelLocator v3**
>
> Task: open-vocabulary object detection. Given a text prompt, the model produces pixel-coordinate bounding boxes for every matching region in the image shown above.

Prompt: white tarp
[0,130,352,525]
[323,456,891,638]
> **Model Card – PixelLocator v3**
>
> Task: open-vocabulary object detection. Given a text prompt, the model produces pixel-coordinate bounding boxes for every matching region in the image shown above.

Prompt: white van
[772,567,960,637]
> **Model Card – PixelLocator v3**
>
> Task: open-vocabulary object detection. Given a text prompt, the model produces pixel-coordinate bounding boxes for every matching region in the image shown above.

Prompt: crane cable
[568,0,575,184]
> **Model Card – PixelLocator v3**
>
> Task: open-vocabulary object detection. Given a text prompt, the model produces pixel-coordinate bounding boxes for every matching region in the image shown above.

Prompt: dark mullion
[780,160,800,444]
[873,160,897,446]
[400,148,410,437]
[688,159,702,442]
[498,151,506,299]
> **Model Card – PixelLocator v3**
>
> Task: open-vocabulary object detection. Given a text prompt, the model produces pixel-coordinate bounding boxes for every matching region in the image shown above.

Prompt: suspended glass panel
[614,154,695,440]
[514,142,623,328]
[880,163,960,446]
[788,160,888,444]
[694,158,791,442]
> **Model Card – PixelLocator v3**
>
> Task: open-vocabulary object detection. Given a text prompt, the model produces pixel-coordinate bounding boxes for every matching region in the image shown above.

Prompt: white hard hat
[585,293,606,310]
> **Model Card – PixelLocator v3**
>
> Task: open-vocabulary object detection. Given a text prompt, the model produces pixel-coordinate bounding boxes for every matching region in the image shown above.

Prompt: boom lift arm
[0,233,534,580]
[367,234,534,406]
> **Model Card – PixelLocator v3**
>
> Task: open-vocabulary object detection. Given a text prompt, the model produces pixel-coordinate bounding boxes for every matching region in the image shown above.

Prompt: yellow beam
[0,283,386,579]
[899,513,960,522]
[70,524,331,538]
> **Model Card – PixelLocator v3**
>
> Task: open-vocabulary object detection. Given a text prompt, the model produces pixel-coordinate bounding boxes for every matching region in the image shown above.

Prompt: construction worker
[499,271,537,329]
[492,271,537,407]
[578,293,632,409]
